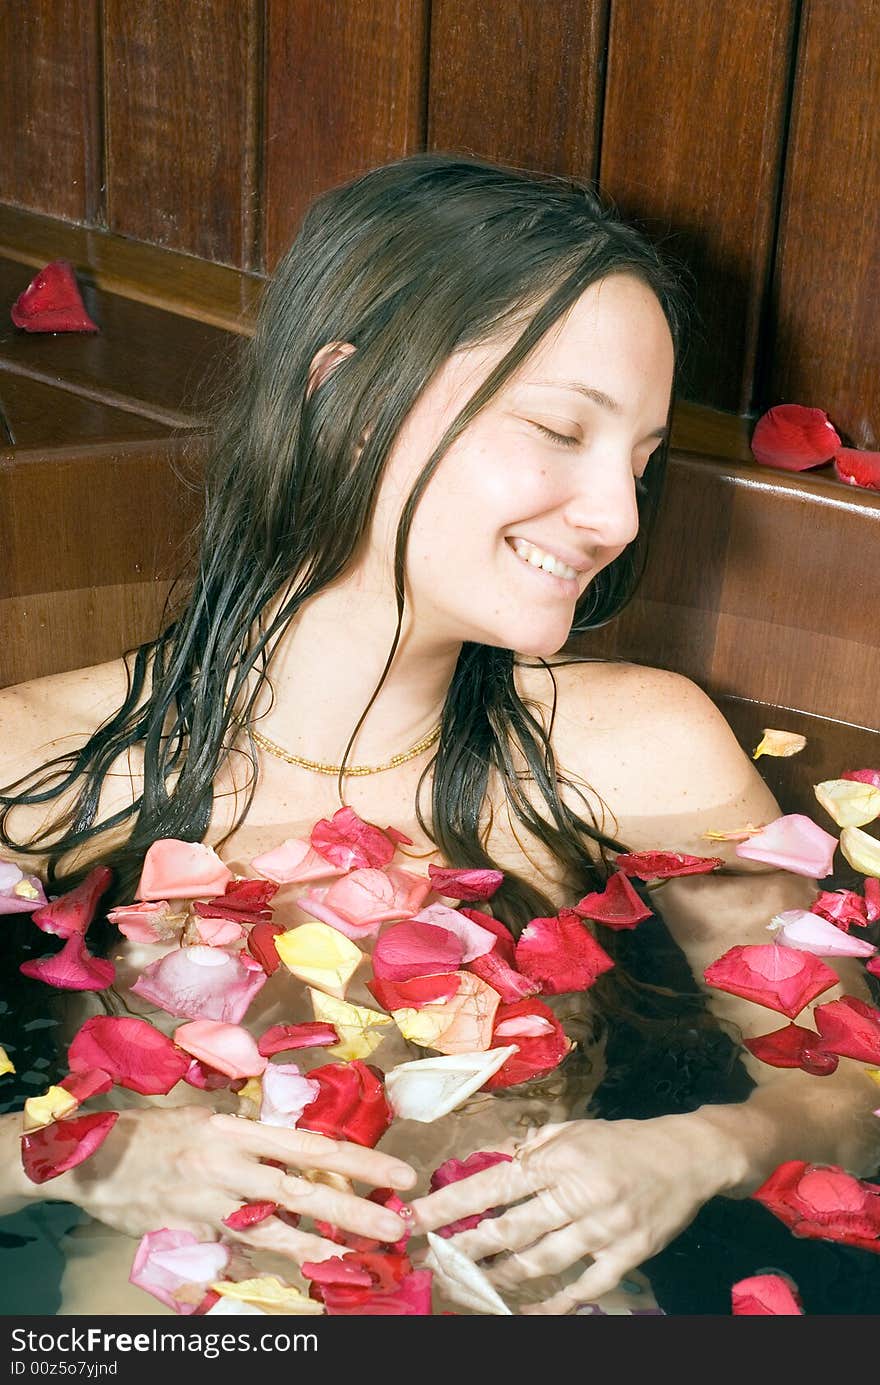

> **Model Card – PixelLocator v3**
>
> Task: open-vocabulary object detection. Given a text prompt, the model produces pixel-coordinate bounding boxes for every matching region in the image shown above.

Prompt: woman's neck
[241,573,462,767]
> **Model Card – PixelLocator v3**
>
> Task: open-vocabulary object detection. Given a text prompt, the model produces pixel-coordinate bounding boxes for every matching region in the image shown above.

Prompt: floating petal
[30,867,113,939]
[251,837,345,884]
[131,1230,230,1314]
[23,1085,79,1130]
[297,1061,392,1147]
[426,865,504,901]
[259,1063,321,1128]
[130,946,267,1024]
[573,872,653,928]
[485,998,573,1089]
[20,931,115,991]
[392,973,500,1054]
[21,1111,118,1183]
[614,851,723,879]
[750,404,840,471]
[257,1022,339,1057]
[731,1273,803,1315]
[515,909,614,993]
[770,909,876,958]
[814,779,880,829]
[136,840,232,902]
[813,996,880,1064]
[309,990,392,1061]
[385,1047,518,1122]
[310,807,395,871]
[372,920,463,982]
[753,729,807,760]
[736,814,837,877]
[424,1230,512,1314]
[210,1277,324,1314]
[274,922,363,998]
[839,827,880,877]
[703,945,839,1019]
[68,1016,189,1094]
[173,1021,267,1079]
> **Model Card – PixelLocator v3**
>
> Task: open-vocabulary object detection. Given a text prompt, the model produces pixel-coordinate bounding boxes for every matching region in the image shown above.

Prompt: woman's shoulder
[518,656,780,858]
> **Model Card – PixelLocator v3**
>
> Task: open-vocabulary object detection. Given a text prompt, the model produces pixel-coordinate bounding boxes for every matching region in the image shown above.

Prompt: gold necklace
[232,715,442,776]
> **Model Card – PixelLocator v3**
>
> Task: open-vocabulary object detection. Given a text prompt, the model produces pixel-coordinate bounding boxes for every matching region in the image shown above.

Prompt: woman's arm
[596,667,880,1187]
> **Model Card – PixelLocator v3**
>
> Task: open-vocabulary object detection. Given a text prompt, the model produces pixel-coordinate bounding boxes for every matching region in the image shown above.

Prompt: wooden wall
[1,0,878,442]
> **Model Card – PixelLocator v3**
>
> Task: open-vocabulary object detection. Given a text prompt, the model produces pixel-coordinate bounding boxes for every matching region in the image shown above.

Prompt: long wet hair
[2,154,744,1115]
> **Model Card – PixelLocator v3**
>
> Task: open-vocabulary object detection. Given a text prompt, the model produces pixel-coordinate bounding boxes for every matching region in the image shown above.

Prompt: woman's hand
[410,1113,739,1314]
[45,1104,417,1267]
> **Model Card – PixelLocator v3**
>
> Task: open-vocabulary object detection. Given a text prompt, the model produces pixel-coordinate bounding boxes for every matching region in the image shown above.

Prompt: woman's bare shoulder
[0,657,136,767]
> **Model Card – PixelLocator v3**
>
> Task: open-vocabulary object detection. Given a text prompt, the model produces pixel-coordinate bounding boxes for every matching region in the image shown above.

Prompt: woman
[1,153,877,1315]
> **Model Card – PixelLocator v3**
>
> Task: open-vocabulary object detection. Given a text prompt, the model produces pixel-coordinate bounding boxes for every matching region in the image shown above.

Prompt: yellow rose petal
[392,973,499,1054]
[23,1085,79,1131]
[210,1277,324,1315]
[235,1076,263,1118]
[839,826,880,876]
[753,729,807,760]
[12,879,40,900]
[309,989,391,1061]
[865,1069,880,1088]
[703,822,767,842]
[0,1046,15,1077]
[814,779,880,829]
[274,922,363,999]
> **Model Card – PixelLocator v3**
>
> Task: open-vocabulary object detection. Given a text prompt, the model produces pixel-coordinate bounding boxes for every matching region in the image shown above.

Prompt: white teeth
[509,538,578,581]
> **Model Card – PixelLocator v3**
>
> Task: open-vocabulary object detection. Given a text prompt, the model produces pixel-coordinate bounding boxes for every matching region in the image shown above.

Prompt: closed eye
[530,421,580,448]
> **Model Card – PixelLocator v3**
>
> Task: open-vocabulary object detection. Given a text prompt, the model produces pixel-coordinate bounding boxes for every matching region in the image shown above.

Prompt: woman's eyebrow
[525,378,669,441]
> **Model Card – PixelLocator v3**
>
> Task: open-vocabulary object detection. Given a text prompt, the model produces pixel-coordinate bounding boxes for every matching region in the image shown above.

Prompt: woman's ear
[306,341,356,399]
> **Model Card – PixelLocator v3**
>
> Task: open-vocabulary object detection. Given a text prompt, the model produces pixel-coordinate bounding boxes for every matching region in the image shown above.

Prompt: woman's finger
[222,1213,342,1266]
[209,1113,417,1189]
[245,1165,409,1244]
[450,1187,570,1261]
[485,1217,602,1289]
[410,1157,532,1232]
[519,1246,636,1315]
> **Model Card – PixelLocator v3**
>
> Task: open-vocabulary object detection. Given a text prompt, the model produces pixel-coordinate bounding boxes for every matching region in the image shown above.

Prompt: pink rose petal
[173,1021,267,1079]
[750,404,840,471]
[810,889,869,931]
[107,899,183,943]
[68,1016,189,1095]
[222,1202,277,1231]
[136,840,233,901]
[20,1111,119,1184]
[731,1272,803,1315]
[426,865,504,901]
[735,814,837,878]
[372,920,464,982]
[259,1062,321,1128]
[20,931,116,991]
[458,908,516,965]
[813,996,880,1064]
[412,903,497,962]
[514,909,614,994]
[429,1151,514,1236]
[30,866,113,938]
[251,837,345,884]
[842,768,880,789]
[310,807,396,871]
[704,945,839,1019]
[191,916,244,947]
[130,946,267,1024]
[367,973,462,1011]
[130,1229,229,1314]
[466,947,541,1003]
[772,909,876,958]
[573,871,654,929]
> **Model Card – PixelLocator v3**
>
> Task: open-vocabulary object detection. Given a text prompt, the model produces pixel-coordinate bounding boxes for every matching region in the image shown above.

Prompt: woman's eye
[530,421,580,448]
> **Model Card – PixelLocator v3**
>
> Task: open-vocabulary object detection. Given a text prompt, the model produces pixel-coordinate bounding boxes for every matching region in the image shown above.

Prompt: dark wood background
[1,0,877,797]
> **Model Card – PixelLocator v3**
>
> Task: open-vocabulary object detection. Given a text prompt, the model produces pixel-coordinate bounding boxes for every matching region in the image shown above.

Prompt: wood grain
[600,0,796,414]
[0,0,101,223]
[264,0,429,270]
[103,0,262,267]
[428,0,607,177]
[765,0,880,448]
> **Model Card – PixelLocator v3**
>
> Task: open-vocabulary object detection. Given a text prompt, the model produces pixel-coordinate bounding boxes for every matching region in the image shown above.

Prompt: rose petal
[251,838,345,884]
[814,779,880,829]
[129,946,267,1023]
[21,1111,118,1184]
[30,866,113,938]
[813,996,880,1064]
[58,1067,113,1102]
[372,920,464,982]
[0,862,48,914]
[614,851,724,879]
[222,1202,277,1231]
[810,889,869,931]
[310,807,396,871]
[411,904,497,963]
[429,1152,514,1237]
[297,1061,392,1147]
[68,1016,189,1095]
[309,991,393,1062]
[107,900,184,943]
[770,909,876,958]
[20,931,116,991]
[274,922,364,998]
[23,1085,79,1130]
[247,921,285,975]
[736,814,837,878]
[483,998,573,1090]
[753,729,807,760]
[842,769,880,789]
[209,1277,324,1314]
[392,973,501,1054]
[573,871,654,929]
[257,1023,339,1057]
[259,1063,321,1128]
[322,1267,432,1316]
[10,259,99,334]
[744,1023,833,1072]
[190,916,244,946]
[367,973,462,1011]
[173,1021,267,1079]
[834,447,880,491]
[384,1048,518,1122]
[464,948,541,1003]
[135,840,233,901]
[704,945,839,1019]
[750,404,840,470]
[839,827,880,877]
[426,865,504,901]
[752,1161,880,1250]
[130,1230,230,1314]
[423,1232,511,1314]
[731,1273,803,1315]
[514,910,614,993]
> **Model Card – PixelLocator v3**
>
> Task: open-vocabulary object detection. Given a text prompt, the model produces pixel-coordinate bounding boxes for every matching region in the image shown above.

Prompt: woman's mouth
[505,538,584,595]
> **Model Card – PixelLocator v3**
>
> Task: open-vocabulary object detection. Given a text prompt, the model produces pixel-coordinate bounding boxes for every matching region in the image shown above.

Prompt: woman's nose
[563,465,641,551]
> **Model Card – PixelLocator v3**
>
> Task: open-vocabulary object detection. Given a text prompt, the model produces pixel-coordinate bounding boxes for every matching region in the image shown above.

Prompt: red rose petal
[367,973,461,1011]
[810,888,869,931]
[813,995,880,1064]
[247,921,285,975]
[483,998,572,1090]
[614,851,724,879]
[834,447,880,491]
[222,1201,278,1230]
[841,769,880,789]
[458,908,516,966]
[257,1022,339,1057]
[865,878,880,923]
[573,871,654,929]
[744,1023,821,1068]
[514,909,614,994]
[429,1151,514,1236]
[465,948,541,1003]
[750,404,840,471]
[10,260,99,334]
[753,1160,880,1250]
[426,865,504,901]
[371,920,464,982]
[310,807,396,871]
[21,1111,118,1184]
[58,1068,113,1102]
[298,1061,392,1148]
[68,1016,189,1095]
[704,945,839,1019]
[30,866,114,938]
[731,1273,803,1315]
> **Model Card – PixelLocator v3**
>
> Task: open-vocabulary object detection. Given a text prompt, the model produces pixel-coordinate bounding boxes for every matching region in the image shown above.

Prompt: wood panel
[264,0,429,270]
[572,455,880,730]
[0,373,174,451]
[766,0,880,448]
[0,259,237,428]
[103,0,262,268]
[600,0,796,414]
[0,0,101,223]
[428,0,606,177]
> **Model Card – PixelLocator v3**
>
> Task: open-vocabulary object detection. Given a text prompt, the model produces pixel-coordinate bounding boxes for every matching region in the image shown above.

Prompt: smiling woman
[1,152,878,1317]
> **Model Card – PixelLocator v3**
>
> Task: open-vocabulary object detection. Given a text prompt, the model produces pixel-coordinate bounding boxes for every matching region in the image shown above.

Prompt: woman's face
[368,272,676,658]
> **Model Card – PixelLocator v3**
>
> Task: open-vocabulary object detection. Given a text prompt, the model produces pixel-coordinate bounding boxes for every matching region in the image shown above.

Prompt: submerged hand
[47,1104,416,1267]
[410,1114,735,1314]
